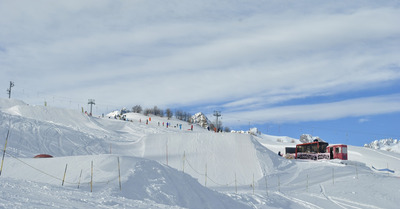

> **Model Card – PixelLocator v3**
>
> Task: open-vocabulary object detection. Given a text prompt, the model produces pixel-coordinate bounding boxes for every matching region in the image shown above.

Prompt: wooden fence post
[0,130,10,176]
[62,164,68,186]
[91,161,93,192]
[77,169,82,189]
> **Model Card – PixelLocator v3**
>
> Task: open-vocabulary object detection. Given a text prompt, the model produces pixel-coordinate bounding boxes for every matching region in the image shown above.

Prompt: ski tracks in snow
[370,149,400,161]
[275,191,323,209]
[273,185,383,209]
[319,184,383,209]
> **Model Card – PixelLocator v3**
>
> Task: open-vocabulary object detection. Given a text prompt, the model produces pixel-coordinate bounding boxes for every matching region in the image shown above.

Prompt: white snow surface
[1,98,400,209]
[364,138,400,154]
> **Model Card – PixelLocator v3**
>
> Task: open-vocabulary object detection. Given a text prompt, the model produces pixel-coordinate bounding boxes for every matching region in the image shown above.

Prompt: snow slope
[1,98,400,208]
[1,155,249,209]
[364,138,400,154]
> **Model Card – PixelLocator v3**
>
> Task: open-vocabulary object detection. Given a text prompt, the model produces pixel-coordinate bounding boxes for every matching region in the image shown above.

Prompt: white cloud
[1,0,400,119]
[358,118,369,123]
[223,94,400,125]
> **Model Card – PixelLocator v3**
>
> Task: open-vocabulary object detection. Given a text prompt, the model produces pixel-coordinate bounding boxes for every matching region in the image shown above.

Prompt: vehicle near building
[284,147,296,159]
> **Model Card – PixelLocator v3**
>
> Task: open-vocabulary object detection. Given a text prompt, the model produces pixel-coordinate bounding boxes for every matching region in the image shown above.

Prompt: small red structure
[34,154,53,158]
[327,144,347,160]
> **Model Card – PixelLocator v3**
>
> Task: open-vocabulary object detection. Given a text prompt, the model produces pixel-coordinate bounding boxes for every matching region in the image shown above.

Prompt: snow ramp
[137,132,293,187]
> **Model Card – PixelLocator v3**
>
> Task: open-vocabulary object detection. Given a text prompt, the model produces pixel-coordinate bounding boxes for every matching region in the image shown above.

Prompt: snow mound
[2,154,249,208]
[106,110,120,118]
[0,98,27,110]
[0,112,115,157]
[122,159,251,209]
[139,132,292,187]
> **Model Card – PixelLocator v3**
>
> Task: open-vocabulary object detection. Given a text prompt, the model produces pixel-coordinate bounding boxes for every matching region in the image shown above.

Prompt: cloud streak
[223,94,400,125]
[1,0,400,125]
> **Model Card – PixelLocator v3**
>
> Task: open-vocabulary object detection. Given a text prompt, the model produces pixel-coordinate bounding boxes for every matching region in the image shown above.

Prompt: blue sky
[1,0,399,146]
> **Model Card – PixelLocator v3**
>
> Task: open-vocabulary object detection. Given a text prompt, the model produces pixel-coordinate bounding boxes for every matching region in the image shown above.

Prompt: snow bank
[0,98,27,110]
[0,112,112,157]
[1,154,249,208]
[122,159,251,209]
[139,132,293,187]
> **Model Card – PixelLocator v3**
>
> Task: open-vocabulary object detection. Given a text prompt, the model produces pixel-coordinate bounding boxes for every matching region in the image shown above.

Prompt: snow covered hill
[364,138,400,153]
[1,98,400,209]
[190,112,212,129]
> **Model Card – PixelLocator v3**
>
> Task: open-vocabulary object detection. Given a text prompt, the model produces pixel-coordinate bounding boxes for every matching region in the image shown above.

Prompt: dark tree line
[144,106,164,117]
[129,105,188,120]
[165,108,173,119]
[175,110,192,122]
[132,105,142,113]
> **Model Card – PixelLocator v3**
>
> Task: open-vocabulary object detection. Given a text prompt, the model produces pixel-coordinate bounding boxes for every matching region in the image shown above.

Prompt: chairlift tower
[6,81,14,99]
[213,110,221,131]
[88,99,95,116]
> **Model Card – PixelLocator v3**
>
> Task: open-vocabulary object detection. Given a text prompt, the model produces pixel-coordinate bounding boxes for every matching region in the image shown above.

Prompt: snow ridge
[364,138,400,153]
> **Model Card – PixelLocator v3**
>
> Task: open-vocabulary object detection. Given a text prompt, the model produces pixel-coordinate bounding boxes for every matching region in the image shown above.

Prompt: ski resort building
[295,140,348,160]
[327,144,348,160]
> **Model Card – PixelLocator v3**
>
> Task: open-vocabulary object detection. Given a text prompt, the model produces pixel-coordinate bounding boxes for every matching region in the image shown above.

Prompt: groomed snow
[1,98,400,208]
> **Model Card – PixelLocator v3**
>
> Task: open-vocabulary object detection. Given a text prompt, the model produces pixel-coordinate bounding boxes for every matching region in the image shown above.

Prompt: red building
[327,144,348,160]
[295,141,348,160]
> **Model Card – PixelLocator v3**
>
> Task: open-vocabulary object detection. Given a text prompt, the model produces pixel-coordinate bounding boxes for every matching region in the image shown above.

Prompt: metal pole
[278,175,280,192]
[235,172,237,194]
[77,169,83,189]
[213,111,221,131]
[118,157,121,191]
[166,141,168,166]
[205,163,207,187]
[91,161,93,192]
[183,151,186,173]
[88,99,95,116]
[253,173,255,195]
[7,81,14,99]
[307,174,309,192]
